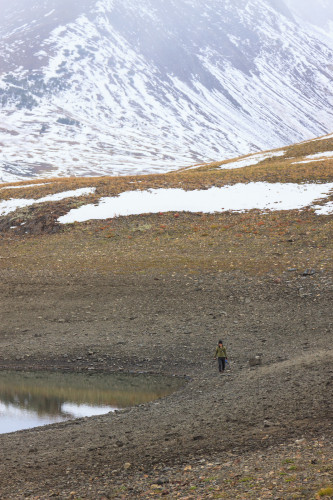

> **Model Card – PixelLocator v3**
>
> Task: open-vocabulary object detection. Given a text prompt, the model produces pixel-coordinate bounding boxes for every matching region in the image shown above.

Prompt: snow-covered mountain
[0,0,333,181]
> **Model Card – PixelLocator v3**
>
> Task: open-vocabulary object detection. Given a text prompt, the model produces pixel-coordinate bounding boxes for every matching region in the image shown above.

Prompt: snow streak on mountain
[0,0,333,181]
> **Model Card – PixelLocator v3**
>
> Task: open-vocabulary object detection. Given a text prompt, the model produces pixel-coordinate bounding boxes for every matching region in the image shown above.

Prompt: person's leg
[221,357,226,371]
[218,357,223,372]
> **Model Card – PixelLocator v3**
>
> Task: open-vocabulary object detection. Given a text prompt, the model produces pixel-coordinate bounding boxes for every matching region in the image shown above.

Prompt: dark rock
[302,269,316,276]
[156,477,169,485]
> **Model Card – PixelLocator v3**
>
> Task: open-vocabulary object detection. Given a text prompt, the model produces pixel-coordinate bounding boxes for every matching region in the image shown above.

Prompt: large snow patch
[58,183,333,223]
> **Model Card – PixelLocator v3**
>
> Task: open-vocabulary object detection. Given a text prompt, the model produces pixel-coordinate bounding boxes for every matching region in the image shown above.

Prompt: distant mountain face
[284,0,333,30]
[0,0,333,181]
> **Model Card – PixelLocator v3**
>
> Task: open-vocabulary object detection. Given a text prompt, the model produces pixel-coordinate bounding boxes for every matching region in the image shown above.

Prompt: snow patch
[57,183,333,223]
[0,183,50,190]
[292,151,333,164]
[218,151,286,170]
[44,9,55,18]
[313,201,333,215]
[0,188,96,216]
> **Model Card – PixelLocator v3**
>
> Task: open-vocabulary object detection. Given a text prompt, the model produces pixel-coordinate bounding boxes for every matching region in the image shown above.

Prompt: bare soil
[0,265,332,499]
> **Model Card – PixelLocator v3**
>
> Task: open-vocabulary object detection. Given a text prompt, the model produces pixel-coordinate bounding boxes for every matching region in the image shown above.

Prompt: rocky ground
[0,265,332,499]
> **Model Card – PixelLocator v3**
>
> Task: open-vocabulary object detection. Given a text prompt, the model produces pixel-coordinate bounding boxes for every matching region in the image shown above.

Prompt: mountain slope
[0,0,333,181]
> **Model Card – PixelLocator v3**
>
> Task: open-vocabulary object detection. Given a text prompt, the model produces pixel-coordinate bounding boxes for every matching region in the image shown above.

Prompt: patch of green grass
[285,476,296,483]
[116,485,127,492]
[240,476,254,482]
[317,486,333,498]
[131,224,152,232]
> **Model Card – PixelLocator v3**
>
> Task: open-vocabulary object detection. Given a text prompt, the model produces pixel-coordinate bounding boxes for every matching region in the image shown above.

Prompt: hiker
[214,340,228,373]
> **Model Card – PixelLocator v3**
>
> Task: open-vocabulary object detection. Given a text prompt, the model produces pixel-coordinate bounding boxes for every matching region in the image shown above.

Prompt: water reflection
[0,371,183,434]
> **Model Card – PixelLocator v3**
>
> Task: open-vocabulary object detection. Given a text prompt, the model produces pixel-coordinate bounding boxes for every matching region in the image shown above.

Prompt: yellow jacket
[215,346,227,358]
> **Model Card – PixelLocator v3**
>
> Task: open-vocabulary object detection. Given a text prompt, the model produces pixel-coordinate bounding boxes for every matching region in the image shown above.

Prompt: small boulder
[249,355,262,367]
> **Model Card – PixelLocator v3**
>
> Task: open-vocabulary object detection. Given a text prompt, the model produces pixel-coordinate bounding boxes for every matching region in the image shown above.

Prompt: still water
[0,371,183,434]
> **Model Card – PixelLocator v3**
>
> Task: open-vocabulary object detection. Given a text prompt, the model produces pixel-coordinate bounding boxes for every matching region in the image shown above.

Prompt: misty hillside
[284,0,333,35]
[0,0,333,182]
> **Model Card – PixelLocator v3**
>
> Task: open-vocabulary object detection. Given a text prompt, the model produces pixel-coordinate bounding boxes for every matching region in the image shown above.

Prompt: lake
[0,370,184,434]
